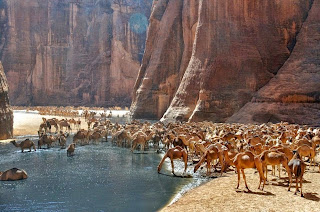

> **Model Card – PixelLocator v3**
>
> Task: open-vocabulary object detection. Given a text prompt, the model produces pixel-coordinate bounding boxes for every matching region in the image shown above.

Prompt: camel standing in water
[0,168,28,181]
[11,139,36,153]
[158,146,188,176]
[67,143,76,157]
[288,152,306,197]
[233,151,266,191]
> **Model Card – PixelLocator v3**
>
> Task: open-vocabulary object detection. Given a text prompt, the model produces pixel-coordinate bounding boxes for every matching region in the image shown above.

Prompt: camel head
[194,162,201,173]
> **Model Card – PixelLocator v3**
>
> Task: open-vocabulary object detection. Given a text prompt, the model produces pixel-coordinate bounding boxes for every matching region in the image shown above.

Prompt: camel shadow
[304,192,320,202]
[236,189,275,196]
[158,172,193,178]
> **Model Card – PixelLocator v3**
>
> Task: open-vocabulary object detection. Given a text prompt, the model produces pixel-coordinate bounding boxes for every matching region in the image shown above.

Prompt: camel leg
[207,161,211,176]
[236,168,240,189]
[29,147,31,152]
[265,165,268,181]
[278,164,281,178]
[294,177,298,195]
[219,153,224,176]
[241,169,250,191]
[300,177,303,197]
[183,153,188,174]
[170,157,175,175]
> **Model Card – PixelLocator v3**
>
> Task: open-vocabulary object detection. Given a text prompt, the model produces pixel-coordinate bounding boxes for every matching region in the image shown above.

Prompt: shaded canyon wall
[131,0,320,125]
[0,61,13,139]
[0,0,153,107]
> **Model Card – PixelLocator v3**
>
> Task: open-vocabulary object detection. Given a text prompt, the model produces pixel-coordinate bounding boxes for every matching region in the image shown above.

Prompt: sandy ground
[12,110,129,137]
[161,167,320,212]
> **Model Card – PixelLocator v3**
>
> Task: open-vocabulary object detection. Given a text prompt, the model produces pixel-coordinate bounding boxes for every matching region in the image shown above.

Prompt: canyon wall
[0,0,152,107]
[132,0,320,125]
[0,61,13,139]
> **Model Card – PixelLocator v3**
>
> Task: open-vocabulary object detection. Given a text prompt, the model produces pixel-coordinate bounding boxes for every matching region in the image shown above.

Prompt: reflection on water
[0,139,192,211]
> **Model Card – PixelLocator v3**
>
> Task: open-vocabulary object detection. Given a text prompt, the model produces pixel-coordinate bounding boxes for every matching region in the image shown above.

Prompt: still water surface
[0,139,192,211]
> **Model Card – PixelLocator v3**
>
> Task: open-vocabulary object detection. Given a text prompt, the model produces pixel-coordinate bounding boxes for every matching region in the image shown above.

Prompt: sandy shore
[161,167,320,212]
[12,110,129,137]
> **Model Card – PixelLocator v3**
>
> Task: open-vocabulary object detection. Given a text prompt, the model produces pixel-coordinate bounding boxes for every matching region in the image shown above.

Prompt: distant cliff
[131,0,320,126]
[0,0,153,107]
[0,61,13,139]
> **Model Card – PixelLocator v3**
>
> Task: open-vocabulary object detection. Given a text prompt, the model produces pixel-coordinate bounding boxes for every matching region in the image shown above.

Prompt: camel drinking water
[157,146,188,176]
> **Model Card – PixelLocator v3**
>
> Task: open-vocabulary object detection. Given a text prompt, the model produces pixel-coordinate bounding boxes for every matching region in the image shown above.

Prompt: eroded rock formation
[132,0,320,125]
[0,61,13,139]
[0,0,152,107]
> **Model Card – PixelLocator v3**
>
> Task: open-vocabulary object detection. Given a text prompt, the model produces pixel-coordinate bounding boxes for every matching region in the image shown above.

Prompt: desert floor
[161,166,320,212]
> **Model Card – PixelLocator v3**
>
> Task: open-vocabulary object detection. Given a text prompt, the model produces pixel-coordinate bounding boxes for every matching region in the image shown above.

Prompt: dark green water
[0,139,192,212]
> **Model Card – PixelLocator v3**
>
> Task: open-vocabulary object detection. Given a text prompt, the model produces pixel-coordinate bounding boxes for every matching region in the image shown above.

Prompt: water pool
[0,140,192,212]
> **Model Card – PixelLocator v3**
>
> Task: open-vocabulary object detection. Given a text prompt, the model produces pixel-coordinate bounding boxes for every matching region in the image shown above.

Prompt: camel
[0,168,28,181]
[45,118,59,133]
[157,146,188,175]
[89,131,103,144]
[11,139,36,153]
[59,131,68,149]
[260,150,292,182]
[39,122,48,134]
[288,152,306,197]
[131,131,154,152]
[233,151,266,191]
[296,144,316,169]
[73,130,90,145]
[58,119,71,133]
[38,134,58,149]
[194,145,225,176]
[67,143,76,157]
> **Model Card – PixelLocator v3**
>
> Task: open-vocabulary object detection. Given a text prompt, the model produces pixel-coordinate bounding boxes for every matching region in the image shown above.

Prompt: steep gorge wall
[132,0,320,125]
[0,61,13,139]
[0,0,153,107]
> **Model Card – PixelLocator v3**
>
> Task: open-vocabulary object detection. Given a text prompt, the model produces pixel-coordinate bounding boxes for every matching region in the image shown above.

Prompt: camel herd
[8,112,320,197]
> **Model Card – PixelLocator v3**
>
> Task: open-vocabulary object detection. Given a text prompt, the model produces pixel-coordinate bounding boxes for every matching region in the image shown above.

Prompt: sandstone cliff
[0,61,13,139]
[0,0,152,107]
[132,0,320,125]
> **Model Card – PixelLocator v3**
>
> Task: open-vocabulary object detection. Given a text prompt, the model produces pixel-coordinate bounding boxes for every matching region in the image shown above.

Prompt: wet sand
[161,167,320,212]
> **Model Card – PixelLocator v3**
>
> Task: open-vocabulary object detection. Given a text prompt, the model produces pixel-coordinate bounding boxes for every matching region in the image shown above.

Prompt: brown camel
[193,145,224,176]
[58,119,71,132]
[233,151,266,191]
[89,131,103,144]
[157,146,188,175]
[288,152,306,197]
[296,144,316,170]
[11,139,36,153]
[67,143,76,157]
[131,131,154,152]
[260,150,292,182]
[38,134,58,149]
[73,130,90,145]
[0,168,28,181]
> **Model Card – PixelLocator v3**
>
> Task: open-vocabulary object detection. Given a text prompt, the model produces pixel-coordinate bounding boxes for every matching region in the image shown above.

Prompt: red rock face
[0,0,152,107]
[0,62,13,139]
[228,0,320,126]
[132,0,320,125]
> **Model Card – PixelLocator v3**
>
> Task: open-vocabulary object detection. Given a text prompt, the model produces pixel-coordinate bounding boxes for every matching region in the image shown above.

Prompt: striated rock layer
[132,0,320,125]
[228,0,320,126]
[0,0,152,107]
[0,61,13,139]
